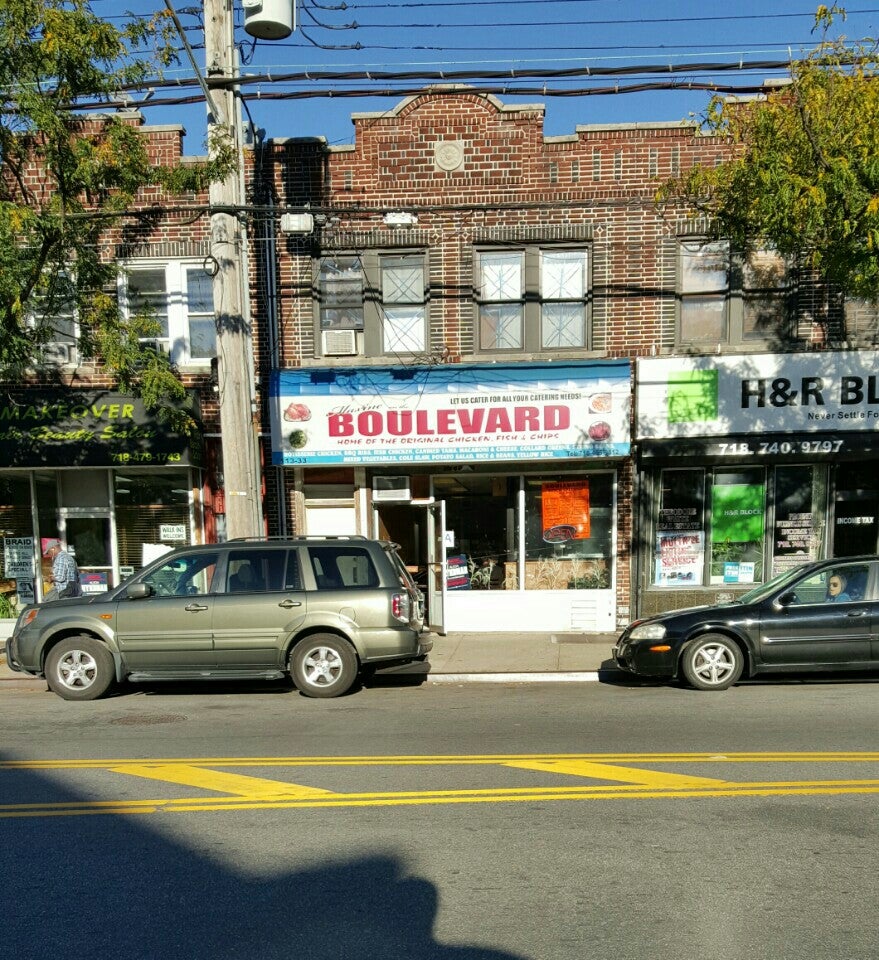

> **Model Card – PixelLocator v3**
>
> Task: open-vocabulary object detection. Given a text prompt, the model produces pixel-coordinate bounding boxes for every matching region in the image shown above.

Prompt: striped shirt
[52,550,78,591]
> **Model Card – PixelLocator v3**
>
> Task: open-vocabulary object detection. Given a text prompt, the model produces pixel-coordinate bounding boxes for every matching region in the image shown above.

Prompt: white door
[425,500,447,634]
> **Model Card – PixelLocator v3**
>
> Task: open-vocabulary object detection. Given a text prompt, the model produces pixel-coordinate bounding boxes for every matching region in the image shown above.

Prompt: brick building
[0,117,226,610]
[3,89,878,638]
[253,88,879,633]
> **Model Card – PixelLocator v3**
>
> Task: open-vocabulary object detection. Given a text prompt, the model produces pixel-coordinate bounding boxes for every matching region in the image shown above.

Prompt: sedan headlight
[629,622,667,641]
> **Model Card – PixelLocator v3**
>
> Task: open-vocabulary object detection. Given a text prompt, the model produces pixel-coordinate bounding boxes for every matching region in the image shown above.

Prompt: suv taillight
[391,592,410,622]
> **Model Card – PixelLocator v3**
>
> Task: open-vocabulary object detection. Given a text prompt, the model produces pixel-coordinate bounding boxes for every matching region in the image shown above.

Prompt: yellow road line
[1,780,879,819]
[108,763,334,799]
[503,759,731,788]
[3,751,879,770]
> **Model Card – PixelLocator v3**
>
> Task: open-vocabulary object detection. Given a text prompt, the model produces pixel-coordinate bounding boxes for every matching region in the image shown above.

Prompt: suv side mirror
[126,582,154,600]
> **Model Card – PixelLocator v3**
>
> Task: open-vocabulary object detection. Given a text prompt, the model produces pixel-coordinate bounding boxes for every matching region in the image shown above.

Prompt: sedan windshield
[736,565,812,605]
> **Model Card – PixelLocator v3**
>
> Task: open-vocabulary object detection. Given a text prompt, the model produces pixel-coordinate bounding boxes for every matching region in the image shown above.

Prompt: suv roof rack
[226,535,368,542]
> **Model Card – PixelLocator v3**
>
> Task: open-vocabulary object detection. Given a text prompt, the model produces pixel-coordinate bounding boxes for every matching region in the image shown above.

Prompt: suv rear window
[308,546,379,590]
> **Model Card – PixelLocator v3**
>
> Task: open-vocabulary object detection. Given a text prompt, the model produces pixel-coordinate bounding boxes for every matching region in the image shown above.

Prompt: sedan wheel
[45,636,116,701]
[290,634,357,699]
[681,634,743,691]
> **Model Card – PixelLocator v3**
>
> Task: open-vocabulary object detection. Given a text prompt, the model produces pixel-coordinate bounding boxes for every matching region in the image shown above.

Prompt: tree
[658,6,879,303]
[0,0,233,429]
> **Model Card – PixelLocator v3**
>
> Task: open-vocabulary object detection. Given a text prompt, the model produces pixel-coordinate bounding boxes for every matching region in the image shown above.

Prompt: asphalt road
[1,673,878,960]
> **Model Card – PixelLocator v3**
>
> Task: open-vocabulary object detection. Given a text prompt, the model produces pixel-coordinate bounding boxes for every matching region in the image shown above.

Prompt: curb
[426,671,601,683]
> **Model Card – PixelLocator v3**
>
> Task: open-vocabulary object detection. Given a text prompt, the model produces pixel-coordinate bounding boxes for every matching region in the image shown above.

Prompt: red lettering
[437,409,456,434]
[415,410,435,435]
[544,405,570,430]
[514,406,540,431]
[457,408,485,433]
[485,408,513,433]
[359,411,383,436]
[387,410,412,436]
[328,413,354,437]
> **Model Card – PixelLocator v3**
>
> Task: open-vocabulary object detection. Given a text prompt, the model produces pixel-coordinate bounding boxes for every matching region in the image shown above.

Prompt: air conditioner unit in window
[372,476,411,502]
[322,329,358,356]
[42,343,74,365]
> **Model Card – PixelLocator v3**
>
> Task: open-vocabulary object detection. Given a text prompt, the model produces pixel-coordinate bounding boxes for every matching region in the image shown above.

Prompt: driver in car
[826,573,851,603]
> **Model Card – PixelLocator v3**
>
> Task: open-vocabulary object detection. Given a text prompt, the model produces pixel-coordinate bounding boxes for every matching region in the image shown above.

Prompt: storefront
[270,361,632,633]
[634,352,879,618]
[0,389,205,617]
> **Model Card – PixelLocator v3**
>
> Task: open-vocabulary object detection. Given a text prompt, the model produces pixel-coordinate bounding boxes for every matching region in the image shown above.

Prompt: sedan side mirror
[126,582,154,600]
[777,591,797,607]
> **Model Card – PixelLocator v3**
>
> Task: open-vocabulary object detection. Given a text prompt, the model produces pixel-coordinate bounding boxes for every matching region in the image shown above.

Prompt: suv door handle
[184,603,209,612]
[846,609,867,618]
[279,599,303,608]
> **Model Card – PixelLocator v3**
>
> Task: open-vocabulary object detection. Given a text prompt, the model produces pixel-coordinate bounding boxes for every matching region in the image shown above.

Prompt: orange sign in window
[541,480,591,542]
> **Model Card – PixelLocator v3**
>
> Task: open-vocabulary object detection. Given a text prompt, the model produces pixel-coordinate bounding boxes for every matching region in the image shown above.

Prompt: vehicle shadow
[126,667,429,698]
[596,659,669,687]
[596,658,879,690]
[2,757,526,960]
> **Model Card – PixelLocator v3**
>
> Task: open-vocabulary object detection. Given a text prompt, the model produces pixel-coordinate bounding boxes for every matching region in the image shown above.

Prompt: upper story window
[30,272,78,366]
[316,251,427,358]
[678,240,791,347]
[475,246,590,353]
[843,297,879,345]
[121,262,216,367]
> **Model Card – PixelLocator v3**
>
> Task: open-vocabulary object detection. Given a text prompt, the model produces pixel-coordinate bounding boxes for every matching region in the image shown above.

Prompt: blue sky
[91,1,879,153]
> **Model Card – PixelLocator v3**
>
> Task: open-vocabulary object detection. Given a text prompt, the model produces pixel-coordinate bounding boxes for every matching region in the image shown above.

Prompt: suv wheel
[681,634,743,691]
[45,636,116,701]
[290,634,357,698]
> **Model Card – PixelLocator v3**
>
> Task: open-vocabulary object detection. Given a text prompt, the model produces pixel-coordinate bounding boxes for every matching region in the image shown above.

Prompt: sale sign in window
[541,480,591,542]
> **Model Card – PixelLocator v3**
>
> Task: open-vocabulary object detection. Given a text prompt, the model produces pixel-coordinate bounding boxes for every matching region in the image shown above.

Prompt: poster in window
[541,480,590,542]
[655,532,704,586]
[445,554,471,590]
[710,482,765,583]
[711,484,765,544]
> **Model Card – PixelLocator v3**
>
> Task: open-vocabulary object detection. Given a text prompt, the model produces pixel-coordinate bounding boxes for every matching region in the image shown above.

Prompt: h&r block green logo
[667,370,718,423]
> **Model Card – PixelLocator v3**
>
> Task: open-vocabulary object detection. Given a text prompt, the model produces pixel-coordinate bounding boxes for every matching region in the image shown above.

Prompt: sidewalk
[0,631,620,688]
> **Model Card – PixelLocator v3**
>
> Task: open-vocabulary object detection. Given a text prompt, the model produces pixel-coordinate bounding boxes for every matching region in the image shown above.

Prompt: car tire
[681,634,743,691]
[290,634,358,699]
[45,636,116,701]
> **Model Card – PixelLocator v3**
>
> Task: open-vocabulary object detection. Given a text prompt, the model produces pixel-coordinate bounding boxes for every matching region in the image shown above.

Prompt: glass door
[64,515,114,594]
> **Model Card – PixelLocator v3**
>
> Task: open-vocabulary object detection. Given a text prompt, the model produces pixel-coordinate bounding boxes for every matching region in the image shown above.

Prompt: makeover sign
[270,362,631,465]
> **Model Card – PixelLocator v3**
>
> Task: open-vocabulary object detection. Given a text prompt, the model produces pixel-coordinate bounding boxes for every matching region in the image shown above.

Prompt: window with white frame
[316,251,427,357]
[30,272,79,366]
[678,240,791,347]
[475,246,590,353]
[121,262,216,365]
[381,255,426,353]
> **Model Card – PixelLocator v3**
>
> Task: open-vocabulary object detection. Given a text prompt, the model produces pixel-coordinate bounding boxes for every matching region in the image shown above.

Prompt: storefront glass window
[833,463,879,557]
[709,468,765,585]
[772,465,827,575]
[654,468,705,586]
[114,471,192,570]
[0,475,36,616]
[522,474,613,590]
[434,474,516,590]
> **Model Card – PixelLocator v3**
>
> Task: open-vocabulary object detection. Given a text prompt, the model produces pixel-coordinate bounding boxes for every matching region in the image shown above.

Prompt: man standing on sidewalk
[45,543,81,601]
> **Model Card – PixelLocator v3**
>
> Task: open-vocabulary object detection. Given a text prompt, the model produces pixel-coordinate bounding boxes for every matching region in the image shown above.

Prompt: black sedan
[614,556,879,690]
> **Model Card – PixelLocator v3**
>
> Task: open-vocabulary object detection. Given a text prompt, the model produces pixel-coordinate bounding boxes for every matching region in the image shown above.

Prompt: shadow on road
[1,755,526,960]
[597,658,879,689]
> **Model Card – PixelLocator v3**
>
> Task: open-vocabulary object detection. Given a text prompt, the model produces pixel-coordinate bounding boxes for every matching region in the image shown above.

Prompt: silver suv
[6,536,429,701]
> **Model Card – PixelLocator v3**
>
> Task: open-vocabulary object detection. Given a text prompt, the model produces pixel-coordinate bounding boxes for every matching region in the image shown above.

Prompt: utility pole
[203,0,263,539]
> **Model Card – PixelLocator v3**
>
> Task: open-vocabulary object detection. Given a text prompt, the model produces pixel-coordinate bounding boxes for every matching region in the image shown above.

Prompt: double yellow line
[1,752,877,818]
